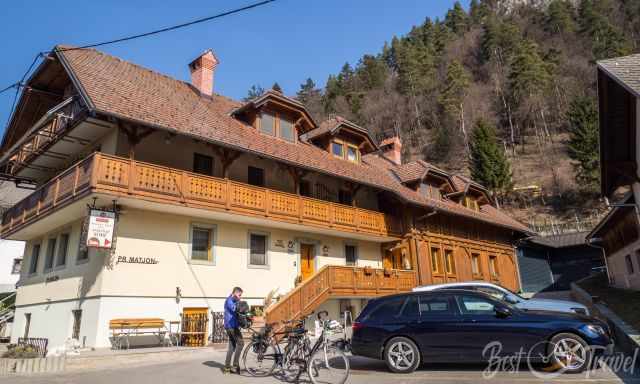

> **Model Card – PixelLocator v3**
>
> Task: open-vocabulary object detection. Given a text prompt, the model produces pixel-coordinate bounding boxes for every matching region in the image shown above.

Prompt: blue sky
[0,0,468,136]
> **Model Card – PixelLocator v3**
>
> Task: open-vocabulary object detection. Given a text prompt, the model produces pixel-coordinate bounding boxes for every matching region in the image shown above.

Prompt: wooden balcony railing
[265,265,418,325]
[1,152,404,238]
[6,97,86,175]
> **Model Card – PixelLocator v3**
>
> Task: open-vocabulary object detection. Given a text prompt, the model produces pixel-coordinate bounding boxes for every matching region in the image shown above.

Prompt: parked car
[351,290,613,374]
[413,281,590,315]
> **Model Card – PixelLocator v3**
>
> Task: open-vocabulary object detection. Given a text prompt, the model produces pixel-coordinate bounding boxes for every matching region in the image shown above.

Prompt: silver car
[413,281,590,316]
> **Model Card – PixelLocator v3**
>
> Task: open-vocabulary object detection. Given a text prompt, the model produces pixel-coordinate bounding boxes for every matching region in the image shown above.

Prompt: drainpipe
[586,238,611,285]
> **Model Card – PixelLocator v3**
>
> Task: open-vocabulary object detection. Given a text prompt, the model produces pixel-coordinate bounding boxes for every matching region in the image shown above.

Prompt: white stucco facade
[11,208,385,352]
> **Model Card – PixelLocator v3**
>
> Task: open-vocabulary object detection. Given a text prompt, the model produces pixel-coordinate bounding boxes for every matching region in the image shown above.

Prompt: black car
[351,290,613,374]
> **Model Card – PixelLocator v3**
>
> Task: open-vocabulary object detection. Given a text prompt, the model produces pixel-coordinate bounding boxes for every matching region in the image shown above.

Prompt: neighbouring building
[0,46,529,352]
[587,54,640,290]
[517,231,604,294]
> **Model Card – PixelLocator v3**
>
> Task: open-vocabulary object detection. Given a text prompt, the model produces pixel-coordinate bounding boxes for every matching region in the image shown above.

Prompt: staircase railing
[265,265,418,326]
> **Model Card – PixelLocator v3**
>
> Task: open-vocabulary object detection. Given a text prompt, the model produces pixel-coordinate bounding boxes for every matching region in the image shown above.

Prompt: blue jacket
[224,295,239,329]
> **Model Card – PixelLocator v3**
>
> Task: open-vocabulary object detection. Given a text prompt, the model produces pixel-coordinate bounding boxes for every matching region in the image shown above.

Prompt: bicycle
[242,311,350,384]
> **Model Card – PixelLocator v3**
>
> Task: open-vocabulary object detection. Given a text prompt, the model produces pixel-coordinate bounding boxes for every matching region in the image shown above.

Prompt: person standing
[222,287,244,374]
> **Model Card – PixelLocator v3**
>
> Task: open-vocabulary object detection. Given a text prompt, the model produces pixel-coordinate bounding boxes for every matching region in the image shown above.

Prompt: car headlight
[586,324,606,335]
[571,307,588,315]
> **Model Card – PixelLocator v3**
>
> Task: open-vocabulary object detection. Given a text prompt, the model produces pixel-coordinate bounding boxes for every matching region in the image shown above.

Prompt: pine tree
[296,78,320,105]
[469,119,512,194]
[445,1,469,35]
[272,82,283,93]
[545,0,576,34]
[507,39,551,108]
[243,84,264,101]
[566,96,600,189]
[356,55,387,90]
[578,0,631,59]
[438,60,471,154]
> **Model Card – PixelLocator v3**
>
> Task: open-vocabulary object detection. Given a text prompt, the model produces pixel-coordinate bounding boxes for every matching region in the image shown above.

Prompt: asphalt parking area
[2,350,638,384]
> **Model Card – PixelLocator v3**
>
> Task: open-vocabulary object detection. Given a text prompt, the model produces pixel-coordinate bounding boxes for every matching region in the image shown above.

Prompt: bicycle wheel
[242,339,278,377]
[308,346,350,384]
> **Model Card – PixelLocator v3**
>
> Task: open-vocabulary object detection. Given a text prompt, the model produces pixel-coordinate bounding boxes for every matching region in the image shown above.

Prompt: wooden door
[300,244,315,281]
[181,308,208,347]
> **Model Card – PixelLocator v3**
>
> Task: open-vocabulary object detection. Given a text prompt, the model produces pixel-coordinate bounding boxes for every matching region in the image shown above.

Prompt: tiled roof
[55,46,529,233]
[597,54,640,98]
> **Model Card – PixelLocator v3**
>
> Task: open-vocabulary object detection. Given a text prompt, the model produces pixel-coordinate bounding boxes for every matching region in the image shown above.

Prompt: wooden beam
[211,146,242,178]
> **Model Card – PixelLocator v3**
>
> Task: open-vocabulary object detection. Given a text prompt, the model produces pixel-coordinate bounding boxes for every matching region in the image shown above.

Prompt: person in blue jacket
[222,286,244,374]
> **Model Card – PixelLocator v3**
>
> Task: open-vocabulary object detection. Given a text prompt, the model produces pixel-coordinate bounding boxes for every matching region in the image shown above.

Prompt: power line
[51,0,276,53]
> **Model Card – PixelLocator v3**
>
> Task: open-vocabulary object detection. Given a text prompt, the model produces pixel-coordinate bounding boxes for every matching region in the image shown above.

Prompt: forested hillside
[255,0,640,228]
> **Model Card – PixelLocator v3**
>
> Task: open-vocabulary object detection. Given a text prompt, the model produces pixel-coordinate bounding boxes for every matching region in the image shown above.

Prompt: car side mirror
[495,306,512,318]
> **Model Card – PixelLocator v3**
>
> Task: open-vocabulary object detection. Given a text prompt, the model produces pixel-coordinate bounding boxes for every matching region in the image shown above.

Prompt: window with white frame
[190,224,215,263]
[249,232,268,267]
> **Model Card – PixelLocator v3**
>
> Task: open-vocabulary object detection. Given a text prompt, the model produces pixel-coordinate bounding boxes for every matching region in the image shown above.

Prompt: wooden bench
[109,318,168,349]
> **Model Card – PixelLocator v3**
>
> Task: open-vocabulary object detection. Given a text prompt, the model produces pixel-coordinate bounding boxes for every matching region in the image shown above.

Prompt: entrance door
[300,244,315,281]
[181,308,209,347]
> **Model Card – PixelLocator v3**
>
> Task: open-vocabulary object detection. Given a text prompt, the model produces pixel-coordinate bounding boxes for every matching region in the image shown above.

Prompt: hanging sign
[86,209,116,248]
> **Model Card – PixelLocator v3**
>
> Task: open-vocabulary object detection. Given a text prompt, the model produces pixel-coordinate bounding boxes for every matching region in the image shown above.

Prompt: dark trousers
[225,328,244,367]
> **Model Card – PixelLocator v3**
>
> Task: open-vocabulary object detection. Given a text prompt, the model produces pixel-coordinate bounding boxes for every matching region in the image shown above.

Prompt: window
[193,153,214,176]
[364,296,406,322]
[401,295,420,318]
[345,244,358,266]
[44,238,57,271]
[300,180,311,197]
[444,249,456,275]
[458,295,496,315]
[464,196,479,211]
[332,141,344,158]
[419,296,454,316]
[23,313,31,338]
[279,118,295,142]
[471,253,481,276]
[56,234,69,267]
[346,145,359,162]
[626,254,635,274]
[72,310,82,340]
[636,251,640,273]
[489,256,499,278]
[29,244,41,274]
[430,247,442,274]
[476,286,507,301]
[191,226,213,262]
[260,113,275,136]
[430,185,442,200]
[249,232,268,267]
[11,259,21,274]
[338,190,353,206]
[248,166,265,187]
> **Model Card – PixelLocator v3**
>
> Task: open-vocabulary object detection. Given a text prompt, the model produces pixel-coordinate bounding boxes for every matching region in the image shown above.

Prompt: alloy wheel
[552,338,587,371]
[388,341,415,370]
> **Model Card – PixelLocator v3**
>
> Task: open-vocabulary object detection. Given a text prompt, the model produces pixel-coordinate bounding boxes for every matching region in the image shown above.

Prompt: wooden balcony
[1,152,404,238]
[265,265,418,325]
[5,97,87,176]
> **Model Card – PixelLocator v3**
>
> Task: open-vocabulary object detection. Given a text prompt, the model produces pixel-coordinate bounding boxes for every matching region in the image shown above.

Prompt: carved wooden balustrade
[6,97,86,175]
[1,152,405,238]
[265,265,418,326]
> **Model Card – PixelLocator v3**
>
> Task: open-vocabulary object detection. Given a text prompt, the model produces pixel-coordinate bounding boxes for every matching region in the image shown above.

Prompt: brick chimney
[380,136,402,166]
[188,49,219,96]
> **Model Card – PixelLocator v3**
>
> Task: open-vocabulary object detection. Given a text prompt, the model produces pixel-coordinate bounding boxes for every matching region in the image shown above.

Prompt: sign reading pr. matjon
[87,209,115,249]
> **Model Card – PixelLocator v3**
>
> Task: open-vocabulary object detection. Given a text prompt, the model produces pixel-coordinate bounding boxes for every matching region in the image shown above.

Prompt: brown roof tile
[598,54,640,98]
[55,46,529,233]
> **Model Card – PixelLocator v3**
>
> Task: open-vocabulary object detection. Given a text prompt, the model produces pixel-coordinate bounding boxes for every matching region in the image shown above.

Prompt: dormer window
[332,141,344,158]
[346,145,359,162]
[331,139,360,163]
[259,112,295,142]
[259,112,275,136]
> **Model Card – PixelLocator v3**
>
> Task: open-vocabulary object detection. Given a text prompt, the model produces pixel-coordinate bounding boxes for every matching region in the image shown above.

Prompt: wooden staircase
[265,265,418,325]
